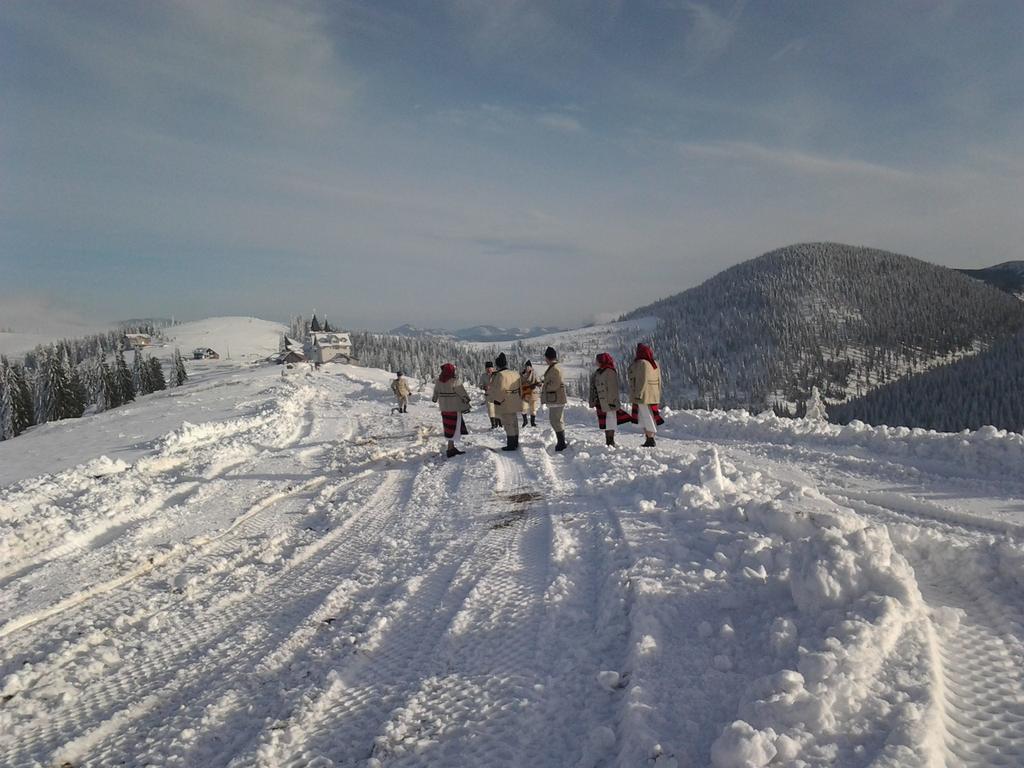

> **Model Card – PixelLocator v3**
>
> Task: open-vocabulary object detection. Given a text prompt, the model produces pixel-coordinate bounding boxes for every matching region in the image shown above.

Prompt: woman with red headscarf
[589,353,632,446]
[432,363,471,457]
[628,343,664,447]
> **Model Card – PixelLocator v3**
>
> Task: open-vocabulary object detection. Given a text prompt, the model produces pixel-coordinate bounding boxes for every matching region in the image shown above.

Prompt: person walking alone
[432,363,470,458]
[391,371,411,414]
[486,353,522,451]
[520,360,540,428]
[541,347,568,451]
[480,362,499,429]
[628,343,664,447]
[589,353,631,446]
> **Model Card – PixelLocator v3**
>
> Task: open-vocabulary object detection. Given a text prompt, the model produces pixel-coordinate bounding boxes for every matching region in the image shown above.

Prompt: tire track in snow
[158,458,467,768]
[0,474,329,643]
[0,471,402,768]
[0,382,322,610]
[242,451,551,767]
[362,450,557,767]
[520,449,637,768]
[820,487,1024,765]
[917,566,1024,767]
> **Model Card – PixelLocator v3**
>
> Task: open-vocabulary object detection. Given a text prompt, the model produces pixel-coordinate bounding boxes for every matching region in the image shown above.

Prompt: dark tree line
[829,330,1024,433]
[619,243,1024,411]
[349,332,496,389]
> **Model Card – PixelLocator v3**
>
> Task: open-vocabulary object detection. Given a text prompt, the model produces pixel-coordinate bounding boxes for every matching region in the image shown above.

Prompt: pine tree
[35,346,72,423]
[115,345,135,403]
[133,350,155,395]
[148,357,167,391]
[62,347,87,419]
[310,315,321,332]
[172,348,188,386]
[95,358,117,411]
[323,318,333,332]
[0,357,14,441]
[10,363,33,434]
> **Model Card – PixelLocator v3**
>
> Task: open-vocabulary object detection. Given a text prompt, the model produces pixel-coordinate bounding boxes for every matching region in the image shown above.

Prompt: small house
[193,347,220,360]
[124,333,152,349]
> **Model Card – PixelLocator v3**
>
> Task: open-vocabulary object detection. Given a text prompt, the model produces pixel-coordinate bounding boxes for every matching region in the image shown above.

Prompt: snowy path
[4,365,1024,766]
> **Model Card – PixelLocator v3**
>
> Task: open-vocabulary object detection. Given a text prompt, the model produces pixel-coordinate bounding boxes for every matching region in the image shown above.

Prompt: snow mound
[79,456,130,478]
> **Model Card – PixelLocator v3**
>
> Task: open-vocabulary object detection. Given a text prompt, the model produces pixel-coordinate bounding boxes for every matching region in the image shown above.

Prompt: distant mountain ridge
[619,242,1024,410]
[957,261,1024,298]
[389,323,565,343]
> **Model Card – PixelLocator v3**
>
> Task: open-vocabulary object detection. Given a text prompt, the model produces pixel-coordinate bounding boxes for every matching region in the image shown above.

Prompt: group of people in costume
[417,343,664,459]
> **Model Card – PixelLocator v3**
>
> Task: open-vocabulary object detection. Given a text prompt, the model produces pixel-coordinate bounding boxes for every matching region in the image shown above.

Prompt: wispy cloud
[535,113,585,133]
[680,1,745,72]
[678,141,917,183]
[435,103,585,135]
[770,37,809,62]
[3,0,354,139]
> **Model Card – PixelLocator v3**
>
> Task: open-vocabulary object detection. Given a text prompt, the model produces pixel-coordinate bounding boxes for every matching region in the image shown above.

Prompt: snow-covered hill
[622,242,1024,411]
[4,361,1024,766]
[162,316,286,363]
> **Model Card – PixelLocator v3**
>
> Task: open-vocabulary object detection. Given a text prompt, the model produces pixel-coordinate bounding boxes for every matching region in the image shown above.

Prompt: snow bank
[566,445,935,767]
[669,407,1024,480]
[0,378,314,575]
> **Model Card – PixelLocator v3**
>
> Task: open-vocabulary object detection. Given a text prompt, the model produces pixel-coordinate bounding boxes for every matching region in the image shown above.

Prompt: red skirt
[631,404,665,426]
[596,407,633,429]
[442,411,469,439]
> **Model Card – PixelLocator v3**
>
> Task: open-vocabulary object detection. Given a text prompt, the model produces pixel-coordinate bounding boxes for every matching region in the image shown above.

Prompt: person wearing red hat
[589,353,631,446]
[432,363,470,457]
[628,343,664,447]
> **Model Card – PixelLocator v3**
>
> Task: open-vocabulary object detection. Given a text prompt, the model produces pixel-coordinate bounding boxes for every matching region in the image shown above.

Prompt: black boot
[642,436,656,447]
[605,431,615,447]
[555,432,567,452]
[490,417,498,430]
[530,414,536,427]
[446,445,465,458]
[522,413,528,427]
[501,435,519,452]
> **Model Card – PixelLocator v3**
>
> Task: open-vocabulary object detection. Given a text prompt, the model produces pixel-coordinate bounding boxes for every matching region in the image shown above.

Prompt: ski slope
[3,363,1024,766]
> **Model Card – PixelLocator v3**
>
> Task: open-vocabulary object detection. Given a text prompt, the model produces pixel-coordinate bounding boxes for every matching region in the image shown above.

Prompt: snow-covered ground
[3,359,1024,767]
[158,316,287,363]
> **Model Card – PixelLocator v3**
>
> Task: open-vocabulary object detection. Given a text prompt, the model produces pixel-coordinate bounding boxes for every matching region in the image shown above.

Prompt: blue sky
[1,1,1022,330]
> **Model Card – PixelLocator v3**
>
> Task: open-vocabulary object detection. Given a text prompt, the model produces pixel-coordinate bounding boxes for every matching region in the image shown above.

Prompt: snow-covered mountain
[619,242,1024,411]
[386,323,454,339]
[4,358,1024,766]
